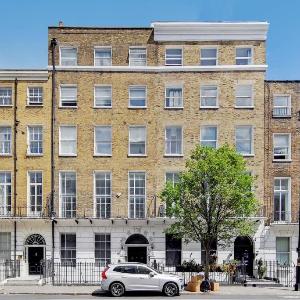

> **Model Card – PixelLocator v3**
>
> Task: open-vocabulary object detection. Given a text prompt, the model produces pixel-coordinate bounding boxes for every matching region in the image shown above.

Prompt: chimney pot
[59,21,64,27]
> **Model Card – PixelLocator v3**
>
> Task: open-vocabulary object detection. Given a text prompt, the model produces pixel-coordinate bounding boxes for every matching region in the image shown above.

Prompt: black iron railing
[0,260,20,282]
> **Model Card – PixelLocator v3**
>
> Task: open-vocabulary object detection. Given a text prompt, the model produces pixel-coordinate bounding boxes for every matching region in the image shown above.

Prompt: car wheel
[163,282,178,297]
[110,282,125,297]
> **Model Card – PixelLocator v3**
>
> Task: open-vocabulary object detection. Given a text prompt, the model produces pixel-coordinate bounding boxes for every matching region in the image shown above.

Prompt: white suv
[101,263,183,297]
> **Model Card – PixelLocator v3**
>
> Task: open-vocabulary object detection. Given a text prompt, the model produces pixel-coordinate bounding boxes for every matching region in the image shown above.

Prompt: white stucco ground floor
[0,218,298,279]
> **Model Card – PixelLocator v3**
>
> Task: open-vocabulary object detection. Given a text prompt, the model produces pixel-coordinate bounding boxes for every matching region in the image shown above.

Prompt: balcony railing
[272,107,291,118]
[0,206,50,218]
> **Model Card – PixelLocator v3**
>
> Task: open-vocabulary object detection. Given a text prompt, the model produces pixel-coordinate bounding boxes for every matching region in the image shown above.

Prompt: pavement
[0,285,299,299]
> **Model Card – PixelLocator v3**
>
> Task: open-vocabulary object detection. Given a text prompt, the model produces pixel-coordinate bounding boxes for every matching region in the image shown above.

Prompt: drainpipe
[50,38,57,284]
[13,78,18,275]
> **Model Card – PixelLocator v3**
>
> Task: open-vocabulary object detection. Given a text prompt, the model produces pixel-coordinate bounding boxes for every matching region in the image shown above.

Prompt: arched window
[25,234,46,245]
[125,234,149,245]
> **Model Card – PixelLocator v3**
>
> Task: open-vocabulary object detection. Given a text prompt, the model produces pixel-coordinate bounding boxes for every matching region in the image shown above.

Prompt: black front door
[234,236,254,276]
[28,247,44,275]
[127,247,147,264]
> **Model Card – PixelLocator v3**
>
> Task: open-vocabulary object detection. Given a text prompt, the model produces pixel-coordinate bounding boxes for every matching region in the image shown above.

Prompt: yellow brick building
[3,22,296,280]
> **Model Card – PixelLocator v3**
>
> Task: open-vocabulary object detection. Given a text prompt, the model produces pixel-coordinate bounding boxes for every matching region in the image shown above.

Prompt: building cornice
[49,65,268,73]
[151,22,269,41]
[0,70,48,81]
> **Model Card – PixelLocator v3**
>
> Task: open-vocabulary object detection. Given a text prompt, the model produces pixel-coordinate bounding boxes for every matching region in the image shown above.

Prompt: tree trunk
[204,246,210,280]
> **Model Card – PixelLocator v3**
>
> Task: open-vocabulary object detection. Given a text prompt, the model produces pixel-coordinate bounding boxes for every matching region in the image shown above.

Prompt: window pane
[200,48,217,66]
[129,48,146,66]
[165,49,182,65]
[28,87,43,105]
[95,126,112,155]
[165,126,182,155]
[129,172,146,218]
[273,134,290,160]
[0,88,12,106]
[129,87,146,107]
[165,87,183,108]
[0,232,11,260]
[200,86,217,107]
[236,48,252,65]
[95,48,112,66]
[0,127,12,154]
[236,85,252,107]
[236,126,252,155]
[95,234,111,266]
[61,48,77,66]
[95,86,112,107]
[201,126,217,148]
[60,86,77,107]
[60,126,77,155]
[95,173,111,218]
[129,126,146,155]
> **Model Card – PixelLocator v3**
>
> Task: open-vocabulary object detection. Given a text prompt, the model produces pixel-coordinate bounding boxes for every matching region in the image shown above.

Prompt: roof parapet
[151,22,269,41]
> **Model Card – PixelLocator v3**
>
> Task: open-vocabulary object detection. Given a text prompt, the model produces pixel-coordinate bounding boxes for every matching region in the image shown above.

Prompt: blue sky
[0,0,299,79]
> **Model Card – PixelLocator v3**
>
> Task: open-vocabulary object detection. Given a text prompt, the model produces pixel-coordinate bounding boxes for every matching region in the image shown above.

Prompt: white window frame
[94,85,112,108]
[165,126,183,156]
[94,46,112,66]
[129,47,147,66]
[165,47,183,66]
[59,125,77,156]
[128,171,146,219]
[235,125,254,156]
[27,171,43,217]
[94,126,112,156]
[27,87,43,106]
[27,125,43,156]
[273,133,291,161]
[0,172,12,216]
[165,172,180,187]
[273,94,292,117]
[200,125,218,148]
[93,171,112,219]
[60,233,76,264]
[274,177,291,223]
[0,126,12,156]
[128,85,147,108]
[235,46,253,65]
[276,237,291,265]
[59,47,78,66]
[165,85,183,109]
[200,85,219,108]
[0,232,11,260]
[59,85,78,108]
[0,87,12,106]
[95,233,111,266]
[128,126,147,156]
[235,84,254,108]
[200,47,218,66]
[59,171,77,218]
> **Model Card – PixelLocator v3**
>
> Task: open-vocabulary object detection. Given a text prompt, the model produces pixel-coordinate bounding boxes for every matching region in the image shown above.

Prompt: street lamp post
[295,195,300,291]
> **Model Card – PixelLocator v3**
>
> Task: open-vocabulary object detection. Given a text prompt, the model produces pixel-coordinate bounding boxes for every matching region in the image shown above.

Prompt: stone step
[1,276,43,286]
[243,279,283,287]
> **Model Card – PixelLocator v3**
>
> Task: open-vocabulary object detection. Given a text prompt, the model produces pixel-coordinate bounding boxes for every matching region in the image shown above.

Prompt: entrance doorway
[127,247,147,264]
[28,247,44,275]
[25,234,46,275]
[125,234,149,264]
[234,236,254,276]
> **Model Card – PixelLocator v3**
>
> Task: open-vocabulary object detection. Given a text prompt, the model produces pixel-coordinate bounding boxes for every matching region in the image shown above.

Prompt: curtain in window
[166,88,182,107]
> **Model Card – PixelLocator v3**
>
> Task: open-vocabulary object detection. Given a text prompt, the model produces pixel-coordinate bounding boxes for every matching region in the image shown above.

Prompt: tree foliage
[161,145,259,278]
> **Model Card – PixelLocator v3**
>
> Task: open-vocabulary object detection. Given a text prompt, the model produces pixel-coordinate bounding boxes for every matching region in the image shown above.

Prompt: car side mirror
[149,272,155,277]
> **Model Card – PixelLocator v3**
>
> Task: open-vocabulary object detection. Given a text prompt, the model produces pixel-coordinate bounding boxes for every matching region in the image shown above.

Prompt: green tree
[161,145,259,279]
